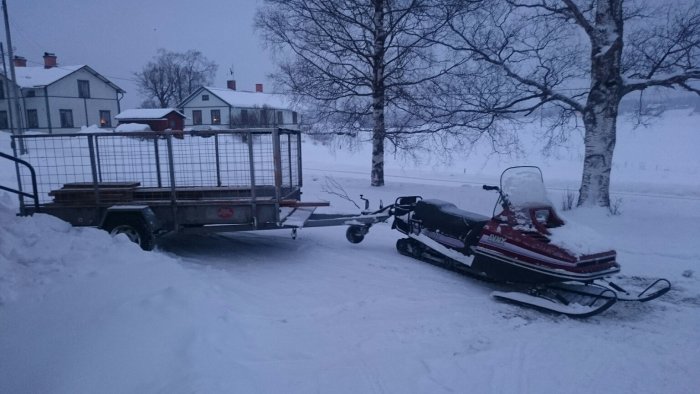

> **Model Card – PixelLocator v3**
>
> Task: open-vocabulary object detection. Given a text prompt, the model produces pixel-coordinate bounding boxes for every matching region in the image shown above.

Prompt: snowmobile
[380,166,670,317]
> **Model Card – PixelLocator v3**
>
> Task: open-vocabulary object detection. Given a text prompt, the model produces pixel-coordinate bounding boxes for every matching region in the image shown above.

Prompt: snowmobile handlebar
[483,184,511,213]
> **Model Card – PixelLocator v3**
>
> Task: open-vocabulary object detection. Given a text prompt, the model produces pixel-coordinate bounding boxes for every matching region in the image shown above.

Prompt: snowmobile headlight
[534,209,549,224]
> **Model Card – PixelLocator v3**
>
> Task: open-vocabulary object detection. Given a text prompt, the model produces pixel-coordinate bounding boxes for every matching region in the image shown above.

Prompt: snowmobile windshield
[500,166,552,209]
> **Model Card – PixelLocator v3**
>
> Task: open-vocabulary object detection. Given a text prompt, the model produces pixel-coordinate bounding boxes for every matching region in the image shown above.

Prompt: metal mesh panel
[279,132,300,188]
[217,133,252,187]
[15,135,94,204]
[252,133,275,186]
[94,135,162,187]
[166,135,219,187]
[288,132,300,187]
[11,129,300,207]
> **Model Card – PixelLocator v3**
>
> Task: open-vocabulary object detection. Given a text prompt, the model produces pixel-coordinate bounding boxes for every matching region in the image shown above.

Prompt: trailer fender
[100,206,159,251]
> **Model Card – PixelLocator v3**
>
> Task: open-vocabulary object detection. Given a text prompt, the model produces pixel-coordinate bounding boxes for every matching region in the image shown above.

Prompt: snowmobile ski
[549,278,671,303]
[492,287,618,318]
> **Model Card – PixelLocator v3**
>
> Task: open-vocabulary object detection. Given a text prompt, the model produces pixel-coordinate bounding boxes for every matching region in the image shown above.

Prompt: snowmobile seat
[414,199,489,236]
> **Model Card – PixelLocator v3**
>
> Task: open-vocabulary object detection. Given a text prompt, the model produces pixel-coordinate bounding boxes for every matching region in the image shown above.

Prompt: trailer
[2,129,390,250]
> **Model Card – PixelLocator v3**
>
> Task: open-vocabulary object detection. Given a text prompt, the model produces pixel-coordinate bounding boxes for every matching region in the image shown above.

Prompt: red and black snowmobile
[383,166,670,317]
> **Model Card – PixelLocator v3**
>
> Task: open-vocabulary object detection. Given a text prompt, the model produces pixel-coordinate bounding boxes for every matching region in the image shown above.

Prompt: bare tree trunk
[579,101,619,207]
[371,0,386,187]
[577,0,624,207]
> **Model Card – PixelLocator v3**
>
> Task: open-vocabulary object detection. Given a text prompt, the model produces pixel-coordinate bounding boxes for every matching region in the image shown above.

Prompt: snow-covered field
[1,110,699,393]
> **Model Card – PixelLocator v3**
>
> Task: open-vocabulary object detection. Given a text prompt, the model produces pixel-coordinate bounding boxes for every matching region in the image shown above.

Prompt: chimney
[13,56,27,67]
[255,83,263,93]
[227,80,237,90]
[43,52,57,69]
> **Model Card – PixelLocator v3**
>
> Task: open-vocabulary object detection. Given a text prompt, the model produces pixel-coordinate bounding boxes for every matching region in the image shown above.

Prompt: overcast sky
[3,0,274,109]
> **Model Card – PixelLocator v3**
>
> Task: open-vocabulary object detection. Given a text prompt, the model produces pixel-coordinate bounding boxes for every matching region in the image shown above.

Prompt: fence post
[296,130,303,188]
[154,137,162,188]
[215,133,221,187]
[166,134,178,230]
[287,132,293,190]
[247,130,257,229]
[87,135,100,206]
[272,128,282,205]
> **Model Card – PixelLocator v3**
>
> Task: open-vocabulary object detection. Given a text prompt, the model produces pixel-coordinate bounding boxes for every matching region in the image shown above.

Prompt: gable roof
[10,65,125,93]
[180,86,292,110]
[115,108,186,120]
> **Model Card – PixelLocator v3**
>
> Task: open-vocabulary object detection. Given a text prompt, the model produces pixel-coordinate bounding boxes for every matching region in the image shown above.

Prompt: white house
[0,53,125,133]
[178,81,300,129]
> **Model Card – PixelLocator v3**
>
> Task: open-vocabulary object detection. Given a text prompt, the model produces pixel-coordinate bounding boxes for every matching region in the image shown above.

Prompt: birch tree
[445,0,700,207]
[256,0,468,186]
[135,49,218,108]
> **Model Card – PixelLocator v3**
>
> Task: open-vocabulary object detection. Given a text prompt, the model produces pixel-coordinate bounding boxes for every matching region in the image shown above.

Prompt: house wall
[0,75,24,131]
[165,112,185,130]
[43,68,121,132]
[228,107,299,129]
[181,89,300,129]
[117,119,166,131]
[0,68,121,133]
[181,92,230,127]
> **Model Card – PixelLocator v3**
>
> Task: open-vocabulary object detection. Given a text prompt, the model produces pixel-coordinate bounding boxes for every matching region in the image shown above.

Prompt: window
[276,111,283,125]
[211,109,221,125]
[0,80,4,99]
[99,110,111,127]
[27,109,39,129]
[202,94,209,101]
[292,111,298,124]
[59,109,74,128]
[240,109,248,125]
[25,89,36,98]
[0,111,8,129]
[192,110,202,125]
[78,80,90,98]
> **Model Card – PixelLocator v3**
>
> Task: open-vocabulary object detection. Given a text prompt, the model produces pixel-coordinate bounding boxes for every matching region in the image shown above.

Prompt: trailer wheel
[104,217,155,251]
[346,225,367,244]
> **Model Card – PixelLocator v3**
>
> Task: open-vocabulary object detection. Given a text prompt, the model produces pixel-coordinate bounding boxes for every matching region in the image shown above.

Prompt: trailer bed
[5,129,388,250]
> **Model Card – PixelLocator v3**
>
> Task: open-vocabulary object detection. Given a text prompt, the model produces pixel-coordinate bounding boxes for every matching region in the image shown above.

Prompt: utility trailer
[3,128,390,250]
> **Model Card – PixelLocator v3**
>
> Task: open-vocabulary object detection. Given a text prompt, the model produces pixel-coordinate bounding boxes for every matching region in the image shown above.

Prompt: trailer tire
[104,217,156,251]
[346,225,367,244]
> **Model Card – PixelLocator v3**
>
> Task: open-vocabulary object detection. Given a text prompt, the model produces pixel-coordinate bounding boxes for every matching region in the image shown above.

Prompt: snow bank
[79,124,113,133]
[185,125,227,132]
[0,192,241,393]
[115,123,152,132]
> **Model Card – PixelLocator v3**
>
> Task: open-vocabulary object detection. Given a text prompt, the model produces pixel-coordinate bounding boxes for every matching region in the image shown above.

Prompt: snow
[185,124,228,132]
[1,108,700,393]
[500,166,551,208]
[205,87,292,109]
[115,108,185,120]
[114,123,152,132]
[78,124,113,133]
[548,209,615,256]
[13,65,84,88]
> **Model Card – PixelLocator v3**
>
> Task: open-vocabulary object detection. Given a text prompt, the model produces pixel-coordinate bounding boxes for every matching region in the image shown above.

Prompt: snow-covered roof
[13,65,84,88]
[8,65,125,93]
[197,87,292,110]
[115,108,185,120]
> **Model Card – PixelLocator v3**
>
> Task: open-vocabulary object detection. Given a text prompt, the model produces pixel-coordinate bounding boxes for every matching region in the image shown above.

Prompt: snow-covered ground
[1,110,699,393]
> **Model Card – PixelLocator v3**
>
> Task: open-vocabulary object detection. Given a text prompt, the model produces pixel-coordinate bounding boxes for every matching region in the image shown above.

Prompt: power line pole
[2,0,25,153]
[0,42,15,133]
